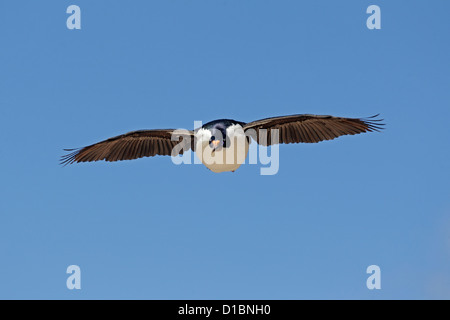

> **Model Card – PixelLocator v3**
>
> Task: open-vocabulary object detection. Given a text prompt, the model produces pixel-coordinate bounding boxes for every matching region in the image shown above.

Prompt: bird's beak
[211,140,221,148]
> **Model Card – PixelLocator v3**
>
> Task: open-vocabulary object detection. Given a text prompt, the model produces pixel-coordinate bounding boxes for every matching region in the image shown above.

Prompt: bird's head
[196,119,245,152]
[209,127,227,151]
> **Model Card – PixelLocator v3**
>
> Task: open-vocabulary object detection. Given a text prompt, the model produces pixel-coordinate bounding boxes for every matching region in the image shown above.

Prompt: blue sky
[0,0,449,299]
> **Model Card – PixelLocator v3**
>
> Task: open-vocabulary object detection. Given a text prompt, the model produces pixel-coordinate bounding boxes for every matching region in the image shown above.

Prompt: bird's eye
[211,136,215,141]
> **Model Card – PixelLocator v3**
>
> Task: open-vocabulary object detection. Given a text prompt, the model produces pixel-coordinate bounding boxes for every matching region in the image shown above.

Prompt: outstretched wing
[61,129,194,165]
[243,114,384,146]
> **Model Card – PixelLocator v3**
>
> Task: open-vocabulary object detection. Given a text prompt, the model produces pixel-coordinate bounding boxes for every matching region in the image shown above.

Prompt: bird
[61,113,384,173]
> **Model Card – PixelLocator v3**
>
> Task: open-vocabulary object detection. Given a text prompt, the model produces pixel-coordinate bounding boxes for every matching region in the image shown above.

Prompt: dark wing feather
[243,114,384,146]
[61,129,194,165]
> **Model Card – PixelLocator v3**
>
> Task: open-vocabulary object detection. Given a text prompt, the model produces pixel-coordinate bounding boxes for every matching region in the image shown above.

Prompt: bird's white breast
[195,124,249,173]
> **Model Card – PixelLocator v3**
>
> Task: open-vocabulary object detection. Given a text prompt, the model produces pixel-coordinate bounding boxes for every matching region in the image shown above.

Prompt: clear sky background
[0,0,449,299]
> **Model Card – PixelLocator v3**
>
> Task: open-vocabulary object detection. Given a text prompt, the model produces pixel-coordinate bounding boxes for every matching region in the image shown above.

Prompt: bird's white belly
[195,138,249,173]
